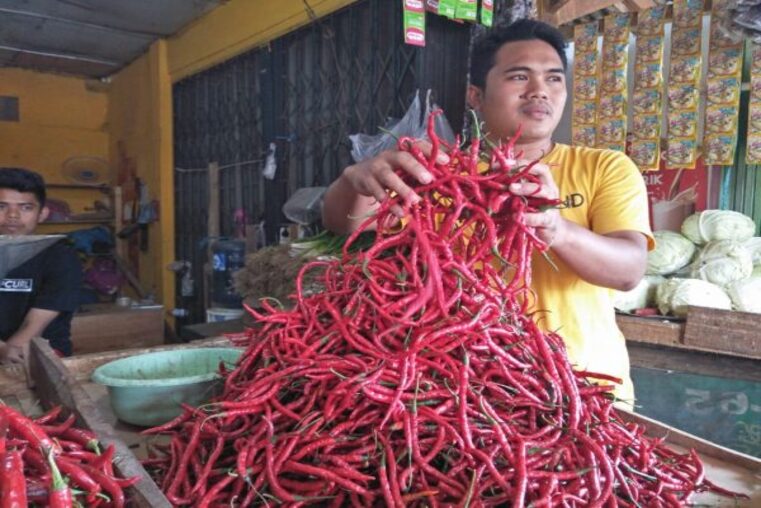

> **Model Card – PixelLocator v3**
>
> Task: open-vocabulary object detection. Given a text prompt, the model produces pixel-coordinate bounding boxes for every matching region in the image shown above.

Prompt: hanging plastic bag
[349,89,455,163]
[262,142,277,180]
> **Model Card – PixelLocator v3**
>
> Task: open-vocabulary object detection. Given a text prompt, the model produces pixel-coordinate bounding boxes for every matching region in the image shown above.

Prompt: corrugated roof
[0,0,224,78]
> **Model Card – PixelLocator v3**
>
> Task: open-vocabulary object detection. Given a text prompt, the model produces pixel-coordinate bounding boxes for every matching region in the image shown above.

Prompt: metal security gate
[173,0,470,325]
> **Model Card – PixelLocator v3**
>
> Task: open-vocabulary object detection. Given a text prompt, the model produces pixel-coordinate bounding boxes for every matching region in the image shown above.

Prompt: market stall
[4,0,761,506]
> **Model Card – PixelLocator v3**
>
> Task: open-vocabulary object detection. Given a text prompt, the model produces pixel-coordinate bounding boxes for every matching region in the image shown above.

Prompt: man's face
[467,39,567,144]
[0,189,48,236]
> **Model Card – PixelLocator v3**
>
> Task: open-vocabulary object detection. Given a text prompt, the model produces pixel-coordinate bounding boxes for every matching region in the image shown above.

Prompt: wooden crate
[4,337,759,506]
[618,306,761,361]
[620,410,761,506]
[0,338,171,508]
[616,313,685,347]
[683,305,761,360]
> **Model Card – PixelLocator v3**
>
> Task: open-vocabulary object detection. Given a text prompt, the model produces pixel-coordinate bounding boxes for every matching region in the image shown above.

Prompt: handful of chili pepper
[144,111,748,506]
[0,403,139,507]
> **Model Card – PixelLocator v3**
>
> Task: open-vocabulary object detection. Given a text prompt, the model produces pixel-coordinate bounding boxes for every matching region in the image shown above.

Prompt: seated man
[0,167,83,362]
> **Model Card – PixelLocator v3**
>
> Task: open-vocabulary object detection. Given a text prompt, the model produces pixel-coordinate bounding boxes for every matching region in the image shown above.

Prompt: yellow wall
[0,68,109,185]
[168,0,356,82]
[107,41,175,315]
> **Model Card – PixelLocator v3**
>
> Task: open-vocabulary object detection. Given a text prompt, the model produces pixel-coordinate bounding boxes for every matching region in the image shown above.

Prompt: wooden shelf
[46,183,111,191]
[40,218,114,225]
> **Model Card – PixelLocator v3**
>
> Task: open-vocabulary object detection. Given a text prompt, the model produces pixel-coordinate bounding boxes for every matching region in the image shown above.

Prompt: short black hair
[0,167,47,206]
[469,18,568,89]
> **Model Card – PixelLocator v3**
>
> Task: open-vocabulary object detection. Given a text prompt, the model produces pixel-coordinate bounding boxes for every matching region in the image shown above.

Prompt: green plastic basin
[91,347,242,427]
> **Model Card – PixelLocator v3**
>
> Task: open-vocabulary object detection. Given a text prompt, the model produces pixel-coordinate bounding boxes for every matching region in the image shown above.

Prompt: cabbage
[655,278,681,315]
[656,278,731,317]
[614,275,665,312]
[726,277,761,313]
[690,240,753,288]
[646,231,696,275]
[743,237,761,265]
[681,210,756,245]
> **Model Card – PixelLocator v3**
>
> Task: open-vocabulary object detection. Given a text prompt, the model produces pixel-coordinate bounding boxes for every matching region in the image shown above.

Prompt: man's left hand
[0,341,26,364]
[508,161,566,248]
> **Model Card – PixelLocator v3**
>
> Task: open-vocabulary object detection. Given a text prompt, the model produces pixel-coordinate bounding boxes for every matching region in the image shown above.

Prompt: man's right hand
[322,141,449,234]
[343,142,447,217]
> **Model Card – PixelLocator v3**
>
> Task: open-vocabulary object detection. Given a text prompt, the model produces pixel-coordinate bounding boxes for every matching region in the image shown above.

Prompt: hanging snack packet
[403,0,426,47]
[455,0,477,22]
[481,0,494,27]
[438,0,457,18]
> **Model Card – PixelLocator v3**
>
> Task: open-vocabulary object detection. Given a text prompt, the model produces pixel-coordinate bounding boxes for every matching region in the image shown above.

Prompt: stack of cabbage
[615,210,761,316]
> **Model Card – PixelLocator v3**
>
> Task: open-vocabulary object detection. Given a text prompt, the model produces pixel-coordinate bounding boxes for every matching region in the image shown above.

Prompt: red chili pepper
[55,456,101,499]
[46,450,73,508]
[0,405,61,454]
[79,464,125,508]
[0,450,27,508]
[40,413,76,436]
[0,414,7,456]
[59,427,100,453]
[33,405,62,425]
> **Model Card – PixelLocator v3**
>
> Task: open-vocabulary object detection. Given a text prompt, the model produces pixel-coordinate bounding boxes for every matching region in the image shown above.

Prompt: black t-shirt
[0,241,83,355]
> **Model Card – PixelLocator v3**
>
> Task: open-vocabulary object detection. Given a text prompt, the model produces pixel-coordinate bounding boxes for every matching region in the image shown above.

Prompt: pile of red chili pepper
[0,403,139,507]
[144,112,746,507]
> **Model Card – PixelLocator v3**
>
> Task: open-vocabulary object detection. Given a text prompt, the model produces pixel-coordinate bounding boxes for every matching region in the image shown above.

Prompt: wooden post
[205,162,220,314]
[113,185,126,261]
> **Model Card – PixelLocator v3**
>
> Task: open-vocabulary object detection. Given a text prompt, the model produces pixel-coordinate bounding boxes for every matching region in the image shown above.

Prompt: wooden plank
[71,304,164,354]
[616,313,685,346]
[683,306,761,360]
[542,0,619,26]
[629,342,761,382]
[620,410,761,505]
[623,0,655,10]
[182,318,246,340]
[205,162,220,312]
[28,338,171,508]
[0,364,29,398]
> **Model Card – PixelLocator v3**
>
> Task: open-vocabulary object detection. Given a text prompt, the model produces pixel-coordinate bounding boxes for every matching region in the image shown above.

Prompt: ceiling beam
[0,7,157,39]
[0,44,119,66]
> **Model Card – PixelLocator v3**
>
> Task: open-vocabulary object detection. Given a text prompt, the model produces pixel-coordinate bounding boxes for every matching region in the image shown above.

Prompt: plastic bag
[262,142,277,180]
[282,187,328,225]
[349,89,455,163]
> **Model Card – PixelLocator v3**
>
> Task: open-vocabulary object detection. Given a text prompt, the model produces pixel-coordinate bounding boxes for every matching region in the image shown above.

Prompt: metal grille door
[173,0,470,324]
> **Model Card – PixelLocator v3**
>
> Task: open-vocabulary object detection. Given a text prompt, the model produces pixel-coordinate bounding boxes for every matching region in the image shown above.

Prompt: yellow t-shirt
[532,143,654,403]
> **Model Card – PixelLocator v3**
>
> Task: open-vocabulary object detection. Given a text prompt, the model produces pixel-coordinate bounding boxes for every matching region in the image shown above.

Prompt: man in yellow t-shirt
[322,19,653,403]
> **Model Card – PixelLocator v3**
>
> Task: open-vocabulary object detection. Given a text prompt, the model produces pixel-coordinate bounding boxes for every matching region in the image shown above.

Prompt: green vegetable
[614,275,664,312]
[742,237,761,266]
[646,231,696,275]
[681,210,756,245]
[726,277,761,314]
[656,278,731,317]
[690,240,753,288]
